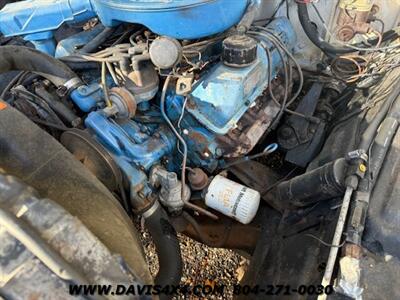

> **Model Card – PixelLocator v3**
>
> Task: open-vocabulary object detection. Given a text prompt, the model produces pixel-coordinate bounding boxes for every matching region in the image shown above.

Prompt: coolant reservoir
[205,175,260,224]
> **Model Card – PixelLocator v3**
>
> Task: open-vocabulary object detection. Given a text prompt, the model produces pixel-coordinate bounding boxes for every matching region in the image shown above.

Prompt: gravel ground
[138,227,249,299]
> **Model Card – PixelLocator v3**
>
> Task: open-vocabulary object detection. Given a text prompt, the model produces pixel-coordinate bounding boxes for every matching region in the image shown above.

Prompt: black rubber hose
[297,3,354,55]
[63,61,100,71]
[358,87,400,152]
[346,88,400,245]
[144,202,182,291]
[347,116,399,244]
[0,46,78,86]
[34,85,81,126]
[80,26,116,54]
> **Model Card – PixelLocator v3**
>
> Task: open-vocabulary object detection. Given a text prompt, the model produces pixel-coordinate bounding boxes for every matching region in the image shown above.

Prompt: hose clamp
[142,200,160,219]
[63,77,83,92]
[346,149,368,162]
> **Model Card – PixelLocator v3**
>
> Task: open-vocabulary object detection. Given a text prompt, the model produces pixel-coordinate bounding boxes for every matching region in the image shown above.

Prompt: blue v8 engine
[3,0,400,297]
[82,16,295,220]
[0,0,295,223]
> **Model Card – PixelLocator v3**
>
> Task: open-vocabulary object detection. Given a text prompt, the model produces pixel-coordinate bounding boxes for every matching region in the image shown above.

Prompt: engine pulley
[60,129,122,192]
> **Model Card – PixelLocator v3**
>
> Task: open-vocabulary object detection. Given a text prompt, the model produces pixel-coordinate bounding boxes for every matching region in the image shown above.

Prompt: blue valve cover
[187,17,296,135]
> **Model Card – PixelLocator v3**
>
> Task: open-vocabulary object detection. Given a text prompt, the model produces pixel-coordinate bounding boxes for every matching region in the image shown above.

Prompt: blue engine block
[83,18,296,200]
[85,111,177,200]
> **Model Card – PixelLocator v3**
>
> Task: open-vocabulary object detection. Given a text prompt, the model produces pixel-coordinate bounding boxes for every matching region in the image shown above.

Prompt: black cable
[250,31,290,131]
[0,71,26,100]
[260,28,304,106]
[256,0,286,25]
[34,85,81,126]
[11,87,65,126]
[250,28,316,129]
[285,0,290,19]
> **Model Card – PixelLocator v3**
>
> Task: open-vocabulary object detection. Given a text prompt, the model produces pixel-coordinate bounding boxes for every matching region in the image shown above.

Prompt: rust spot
[186,97,197,110]
[146,139,160,152]
[188,131,207,145]
[188,131,212,158]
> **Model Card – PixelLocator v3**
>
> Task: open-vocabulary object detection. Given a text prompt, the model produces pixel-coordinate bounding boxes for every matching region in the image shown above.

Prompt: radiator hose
[0,45,80,87]
[0,45,104,112]
[142,201,182,293]
[297,3,354,56]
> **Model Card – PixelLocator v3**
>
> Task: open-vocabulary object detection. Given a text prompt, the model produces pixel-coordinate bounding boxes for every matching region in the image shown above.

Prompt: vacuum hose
[0,46,79,86]
[80,26,116,54]
[237,0,259,33]
[143,201,182,291]
[297,3,354,55]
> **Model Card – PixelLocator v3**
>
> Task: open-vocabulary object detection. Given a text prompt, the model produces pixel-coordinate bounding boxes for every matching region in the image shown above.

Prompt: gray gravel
[138,227,248,299]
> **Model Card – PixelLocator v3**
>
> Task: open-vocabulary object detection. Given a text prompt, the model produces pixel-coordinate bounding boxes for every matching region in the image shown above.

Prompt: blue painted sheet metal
[0,0,95,36]
[0,0,248,44]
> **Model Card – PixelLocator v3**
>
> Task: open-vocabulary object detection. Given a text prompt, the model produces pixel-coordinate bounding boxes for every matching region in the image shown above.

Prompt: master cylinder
[336,0,377,41]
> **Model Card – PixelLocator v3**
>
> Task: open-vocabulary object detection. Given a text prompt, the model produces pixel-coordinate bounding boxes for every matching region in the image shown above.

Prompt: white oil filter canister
[204,175,260,224]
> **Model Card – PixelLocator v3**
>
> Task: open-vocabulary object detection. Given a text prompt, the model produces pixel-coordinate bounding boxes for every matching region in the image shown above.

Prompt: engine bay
[1,0,400,299]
